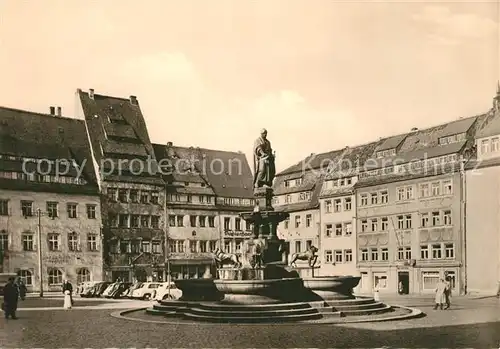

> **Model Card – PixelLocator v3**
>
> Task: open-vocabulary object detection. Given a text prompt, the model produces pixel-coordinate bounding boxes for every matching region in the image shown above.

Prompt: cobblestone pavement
[1,296,499,348]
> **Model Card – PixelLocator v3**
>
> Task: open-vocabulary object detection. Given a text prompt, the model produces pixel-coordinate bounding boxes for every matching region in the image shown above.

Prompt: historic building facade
[273,153,336,276]
[465,88,500,295]
[76,89,166,283]
[318,142,379,282]
[153,143,254,279]
[355,116,484,295]
[0,106,103,292]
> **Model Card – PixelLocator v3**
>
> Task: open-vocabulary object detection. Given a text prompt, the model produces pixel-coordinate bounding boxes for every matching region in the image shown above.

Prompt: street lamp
[36,208,45,297]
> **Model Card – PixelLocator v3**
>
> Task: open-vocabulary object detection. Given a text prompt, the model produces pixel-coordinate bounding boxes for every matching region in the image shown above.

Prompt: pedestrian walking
[434,278,447,310]
[3,277,19,320]
[444,276,451,309]
[62,279,74,306]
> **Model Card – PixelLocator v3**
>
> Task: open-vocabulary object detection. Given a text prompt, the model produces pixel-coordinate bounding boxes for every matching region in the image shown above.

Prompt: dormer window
[438,133,466,145]
[284,181,290,188]
[376,148,396,158]
[295,178,302,186]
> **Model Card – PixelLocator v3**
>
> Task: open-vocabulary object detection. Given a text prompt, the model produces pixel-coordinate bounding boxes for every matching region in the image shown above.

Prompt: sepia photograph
[0,0,499,347]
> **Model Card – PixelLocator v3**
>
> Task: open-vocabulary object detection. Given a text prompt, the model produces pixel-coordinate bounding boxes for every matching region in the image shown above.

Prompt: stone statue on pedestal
[253,129,276,188]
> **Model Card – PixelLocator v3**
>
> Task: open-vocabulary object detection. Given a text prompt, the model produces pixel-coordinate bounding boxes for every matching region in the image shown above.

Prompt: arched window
[77,268,91,283]
[17,269,33,285]
[48,268,63,285]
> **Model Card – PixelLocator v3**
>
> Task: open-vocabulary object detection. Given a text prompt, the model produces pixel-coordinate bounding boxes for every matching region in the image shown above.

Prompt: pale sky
[0,0,499,172]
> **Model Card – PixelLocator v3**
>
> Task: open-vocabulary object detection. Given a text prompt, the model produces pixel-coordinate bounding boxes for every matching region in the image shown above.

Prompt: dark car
[108,282,132,299]
[92,282,112,297]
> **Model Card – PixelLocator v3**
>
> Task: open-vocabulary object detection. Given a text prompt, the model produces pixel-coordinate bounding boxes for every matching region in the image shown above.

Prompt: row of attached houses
[0,88,254,291]
[273,85,500,296]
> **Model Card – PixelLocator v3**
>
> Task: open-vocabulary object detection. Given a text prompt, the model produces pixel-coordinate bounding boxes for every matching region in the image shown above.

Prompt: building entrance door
[398,271,410,294]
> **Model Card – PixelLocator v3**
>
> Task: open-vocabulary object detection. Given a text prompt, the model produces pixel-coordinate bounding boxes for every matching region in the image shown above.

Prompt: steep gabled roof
[153,143,253,199]
[476,110,500,139]
[278,149,346,176]
[0,106,98,194]
[77,89,163,185]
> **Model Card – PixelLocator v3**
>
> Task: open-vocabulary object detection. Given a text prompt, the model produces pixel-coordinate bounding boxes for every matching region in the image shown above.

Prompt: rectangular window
[344,222,352,236]
[445,243,455,258]
[22,234,34,251]
[432,211,440,226]
[305,214,312,227]
[295,215,301,228]
[325,200,332,213]
[419,183,429,198]
[141,215,150,228]
[397,215,404,230]
[86,204,96,219]
[381,248,389,261]
[360,194,368,206]
[152,241,161,254]
[47,202,58,218]
[405,247,411,260]
[405,215,412,229]
[199,216,206,228]
[140,191,149,204]
[344,197,352,211]
[325,224,332,237]
[48,233,60,251]
[190,215,197,227]
[200,241,207,253]
[443,210,452,225]
[295,240,301,253]
[129,189,139,203]
[87,234,98,251]
[373,273,387,289]
[150,191,159,204]
[209,241,217,251]
[397,187,405,201]
[334,250,343,263]
[380,190,388,204]
[67,203,77,218]
[142,240,151,253]
[118,189,128,203]
[208,216,215,228]
[432,244,442,259]
[335,224,342,236]
[21,200,33,217]
[68,233,79,251]
[492,137,499,152]
[422,271,440,290]
[325,250,333,263]
[151,216,159,228]
[344,249,353,262]
[107,188,117,201]
[420,245,429,259]
[176,215,184,227]
[224,217,231,231]
[168,215,176,227]
[431,182,441,196]
[361,220,368,232]
[370,248,379,261]
[190,241,197,253]
[421,213,429,227]
[481,139,490,154]
[381,217,388,231]
[443,180,453,195]
[361,249,369,261]
[334,199,341,212]
[397,247,404,260]
[370,193,378,205]
[235,218,241,230]
[371,219,378,232]
[405,186,414,200]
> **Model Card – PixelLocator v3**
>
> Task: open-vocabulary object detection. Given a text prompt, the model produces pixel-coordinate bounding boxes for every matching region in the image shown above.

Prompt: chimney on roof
[166,142,173,147]
[57,107,62,116]
[49,106,55,115]
[130,95,137,105]
[89,89,94,99]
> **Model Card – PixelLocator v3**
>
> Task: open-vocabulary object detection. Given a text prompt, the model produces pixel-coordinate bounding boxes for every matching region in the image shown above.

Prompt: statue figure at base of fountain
[212,248,242,269]
[289,245,319,268]
[243,238,266,269]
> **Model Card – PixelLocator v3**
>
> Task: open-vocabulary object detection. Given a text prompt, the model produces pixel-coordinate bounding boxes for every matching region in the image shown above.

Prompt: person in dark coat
[62,280,73,305]
[3,277,19,319]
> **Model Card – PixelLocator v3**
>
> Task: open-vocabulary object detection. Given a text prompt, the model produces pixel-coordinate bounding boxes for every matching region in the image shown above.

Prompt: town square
[1,0,500,348]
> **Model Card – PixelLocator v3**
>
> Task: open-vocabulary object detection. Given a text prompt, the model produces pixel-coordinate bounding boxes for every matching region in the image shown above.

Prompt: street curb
[111,305,425,326]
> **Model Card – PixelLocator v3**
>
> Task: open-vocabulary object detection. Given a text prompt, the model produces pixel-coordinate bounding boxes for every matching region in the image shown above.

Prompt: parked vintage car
[81,282,111,297]
[129,282,162,300]
[101,283,117,298]
[153,282,182,301]
[79,281,101,297]
[123,282,142,298]
[107,282,132,299]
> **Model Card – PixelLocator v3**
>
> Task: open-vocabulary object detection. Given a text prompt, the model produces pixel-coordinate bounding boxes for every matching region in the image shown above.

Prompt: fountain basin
[302,276,361,300]
[175,279,223,301]
[214,278,304,304]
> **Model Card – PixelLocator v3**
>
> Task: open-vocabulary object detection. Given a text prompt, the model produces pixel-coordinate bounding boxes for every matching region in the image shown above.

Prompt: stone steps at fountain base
[182,311,323,323]
[187,306,319,318]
